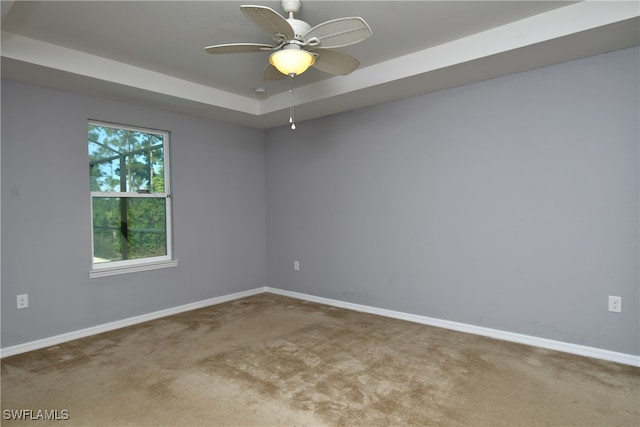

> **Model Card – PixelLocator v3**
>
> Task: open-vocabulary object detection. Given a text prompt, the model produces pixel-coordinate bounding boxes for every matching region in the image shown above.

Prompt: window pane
[92,197,167,263]
[89,124,165,193]
[92,197,124,263]
[127,198,167,259]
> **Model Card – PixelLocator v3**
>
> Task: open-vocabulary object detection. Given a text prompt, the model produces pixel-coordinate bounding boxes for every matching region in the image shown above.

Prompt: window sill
[89,260,180,279]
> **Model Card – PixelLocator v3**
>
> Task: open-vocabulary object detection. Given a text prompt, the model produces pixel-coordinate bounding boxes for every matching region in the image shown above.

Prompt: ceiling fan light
[269,48,315,76]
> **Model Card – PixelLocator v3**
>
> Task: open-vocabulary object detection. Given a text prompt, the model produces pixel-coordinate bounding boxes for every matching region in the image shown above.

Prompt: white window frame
[88,120,178,278]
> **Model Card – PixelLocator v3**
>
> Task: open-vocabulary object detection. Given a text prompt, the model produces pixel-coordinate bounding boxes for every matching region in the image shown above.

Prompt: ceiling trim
[1,0,638,129]
[0,32,259,115]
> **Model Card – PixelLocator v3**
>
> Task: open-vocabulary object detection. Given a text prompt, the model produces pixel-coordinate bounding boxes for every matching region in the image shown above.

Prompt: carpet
[2,293,639,426]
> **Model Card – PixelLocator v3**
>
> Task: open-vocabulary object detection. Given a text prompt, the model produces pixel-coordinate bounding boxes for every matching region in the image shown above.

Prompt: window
[88,121,177,277]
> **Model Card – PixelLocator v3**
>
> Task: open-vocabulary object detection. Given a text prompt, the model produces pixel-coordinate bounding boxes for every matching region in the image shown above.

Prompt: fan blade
[205,43,274,54]
[304,17,372,49]
[263,63,288,81]
[311,49,360,75]
[241,5,295,41]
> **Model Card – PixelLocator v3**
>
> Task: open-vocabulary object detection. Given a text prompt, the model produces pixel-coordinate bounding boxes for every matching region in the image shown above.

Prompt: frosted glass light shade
[269,49,315,76]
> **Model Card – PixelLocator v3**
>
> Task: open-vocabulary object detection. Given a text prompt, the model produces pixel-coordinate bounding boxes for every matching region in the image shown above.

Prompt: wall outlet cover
[17,294,29,309]
[608,296,622,313]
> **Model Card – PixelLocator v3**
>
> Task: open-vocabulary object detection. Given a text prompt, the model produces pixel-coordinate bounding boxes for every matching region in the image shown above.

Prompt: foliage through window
[89,121,172,271]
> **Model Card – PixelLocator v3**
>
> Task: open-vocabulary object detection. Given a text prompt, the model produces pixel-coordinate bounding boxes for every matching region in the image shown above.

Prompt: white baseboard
[2,285,638,367]
[266,287,640,367]
[0,287,267,358]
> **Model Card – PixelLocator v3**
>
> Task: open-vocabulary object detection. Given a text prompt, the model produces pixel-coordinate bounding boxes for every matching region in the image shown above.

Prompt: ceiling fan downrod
[281,0,302,18]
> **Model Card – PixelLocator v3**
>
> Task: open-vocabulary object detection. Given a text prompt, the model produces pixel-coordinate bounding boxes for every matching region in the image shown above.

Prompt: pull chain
[289,73,296,130]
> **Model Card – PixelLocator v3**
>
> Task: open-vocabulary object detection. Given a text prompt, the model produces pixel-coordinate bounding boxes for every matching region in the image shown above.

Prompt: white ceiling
[1,1,638,129]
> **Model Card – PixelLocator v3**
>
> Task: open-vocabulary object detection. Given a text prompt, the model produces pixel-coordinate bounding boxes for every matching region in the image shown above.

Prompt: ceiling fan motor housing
[287,18,311,42]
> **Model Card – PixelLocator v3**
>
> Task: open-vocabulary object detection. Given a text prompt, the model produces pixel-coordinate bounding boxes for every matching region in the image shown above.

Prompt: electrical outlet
[294,260,300,271]
[608,296,621,313]
[17,294,29,309]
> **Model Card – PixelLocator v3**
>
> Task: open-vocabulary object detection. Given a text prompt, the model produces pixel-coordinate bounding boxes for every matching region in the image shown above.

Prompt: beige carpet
[2,294,639,426]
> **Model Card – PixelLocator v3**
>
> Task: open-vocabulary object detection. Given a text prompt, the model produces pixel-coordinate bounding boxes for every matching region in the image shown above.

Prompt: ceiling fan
[204,0,372,80]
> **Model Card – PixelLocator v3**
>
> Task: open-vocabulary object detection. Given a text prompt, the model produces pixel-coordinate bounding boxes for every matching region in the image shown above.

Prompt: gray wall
[2,47,638,356]
[265,47,639,355]
[1,81,267,348]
